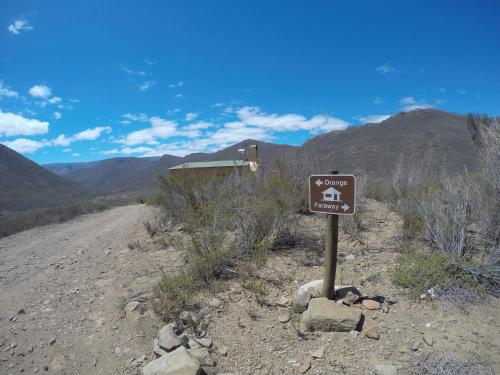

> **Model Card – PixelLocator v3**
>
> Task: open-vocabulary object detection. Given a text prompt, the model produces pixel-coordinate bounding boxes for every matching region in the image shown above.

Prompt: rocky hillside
[0,144,92,213]
[302,109,478,176]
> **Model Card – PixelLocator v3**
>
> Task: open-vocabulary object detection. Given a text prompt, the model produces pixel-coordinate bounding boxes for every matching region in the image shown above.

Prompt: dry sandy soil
[1,201,499,375]
[0,205,179,375]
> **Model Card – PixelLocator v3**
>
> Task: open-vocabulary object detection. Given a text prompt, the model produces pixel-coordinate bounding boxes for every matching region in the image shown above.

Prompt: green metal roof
[169,160,250,170]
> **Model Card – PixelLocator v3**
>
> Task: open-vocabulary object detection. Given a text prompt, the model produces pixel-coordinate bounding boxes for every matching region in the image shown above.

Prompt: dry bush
[411,352,494,375]
[151,272,196,322]
[417,175,474,258]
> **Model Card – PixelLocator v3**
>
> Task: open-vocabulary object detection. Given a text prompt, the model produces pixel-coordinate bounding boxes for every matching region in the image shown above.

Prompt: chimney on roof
[247,144,258,163]
[238,148,246,160]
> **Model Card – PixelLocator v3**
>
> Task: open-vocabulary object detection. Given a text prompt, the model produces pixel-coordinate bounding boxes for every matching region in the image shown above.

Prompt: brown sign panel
[309,174,356,215]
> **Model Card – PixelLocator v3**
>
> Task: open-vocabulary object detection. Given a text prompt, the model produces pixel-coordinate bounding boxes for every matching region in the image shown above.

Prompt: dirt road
[0,205,179,375]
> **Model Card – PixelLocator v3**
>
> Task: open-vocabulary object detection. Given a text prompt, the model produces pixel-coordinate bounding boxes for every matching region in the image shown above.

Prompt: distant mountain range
[0,144,92,213]
[44,109,479,193]
[1,108,480,213]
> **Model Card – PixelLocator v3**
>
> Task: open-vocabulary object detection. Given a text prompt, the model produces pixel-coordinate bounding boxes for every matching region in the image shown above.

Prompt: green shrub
[392,251,471,299]
[151,273,196,322]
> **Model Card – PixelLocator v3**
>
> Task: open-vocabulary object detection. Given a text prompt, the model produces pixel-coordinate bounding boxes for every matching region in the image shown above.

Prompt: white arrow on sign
[341,203,350,211]
[315,179,323,187]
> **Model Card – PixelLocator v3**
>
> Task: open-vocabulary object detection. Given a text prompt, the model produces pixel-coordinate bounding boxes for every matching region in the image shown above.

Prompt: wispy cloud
[119,65,147,76]
[144,60,157,66]
[139,80,157,91]
[53,111,62,120]
[376,62,396,75]
[121,113,149,123]
[372,97,383,105]
[399,96,433,111]
[0,81,19,98]
[356,114,391,124]
[0,110,49,136]
[1,138,45,153]
[169,81,184,88]
[7,19,33,35]
[185,112,198,121]
[52,126,111,146]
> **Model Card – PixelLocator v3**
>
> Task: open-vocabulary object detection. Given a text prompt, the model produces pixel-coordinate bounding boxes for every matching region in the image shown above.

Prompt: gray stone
[158,325,188,352]
[142,346,201,375]
[188,339,202,349]
[300,297,362,332]
[153,338,169,357]
[125,301,140,314]
[188,347,215,366]
[373,364,398,375]
[423,333,434,346]
[311,347,325,359]
[342,291,359,306]
[194,337,212,348]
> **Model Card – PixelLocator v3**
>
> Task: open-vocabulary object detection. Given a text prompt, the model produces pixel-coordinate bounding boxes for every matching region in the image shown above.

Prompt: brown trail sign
[309,173,356,300]
[309,174,356,215]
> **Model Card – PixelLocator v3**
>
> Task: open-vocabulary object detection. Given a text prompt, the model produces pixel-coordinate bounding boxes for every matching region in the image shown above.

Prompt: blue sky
[1,0,499,164]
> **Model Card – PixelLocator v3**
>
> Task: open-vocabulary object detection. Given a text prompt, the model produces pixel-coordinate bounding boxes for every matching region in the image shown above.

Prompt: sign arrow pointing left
[315,179,323,187]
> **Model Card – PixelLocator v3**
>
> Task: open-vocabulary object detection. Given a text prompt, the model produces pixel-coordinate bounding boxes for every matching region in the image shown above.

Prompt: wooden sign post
[309,172,356,299]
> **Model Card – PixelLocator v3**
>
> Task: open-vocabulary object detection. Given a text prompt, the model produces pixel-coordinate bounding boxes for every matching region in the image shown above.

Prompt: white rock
[158,325,188,352]
[142,346,201,375]
[294,279,323,312]
[374,364,398,375]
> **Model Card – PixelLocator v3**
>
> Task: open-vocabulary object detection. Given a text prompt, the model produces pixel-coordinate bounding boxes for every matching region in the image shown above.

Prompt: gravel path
[0,204,178,375]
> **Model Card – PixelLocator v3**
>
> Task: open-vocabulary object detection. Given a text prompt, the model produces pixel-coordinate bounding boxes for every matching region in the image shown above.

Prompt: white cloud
[120,117,177,145]
[173,94,183,99]
[184,121,212,131]
[235,106,348,133]
[7,19,33,35]
[373,97,383,105]
[73,126,112,141]
[53,111,62,120]
[63,148,71,152]
[376,62,396,75]
[103,146,154,155]
[72,153,81,157]
[356,115,391,124]
[139,80,157,91]
[0,110,49,136]
[399,96,433,111]
[0,81,19,98]
[29,85,52,98]
[113,106,349,157]
[52,126,111,146]
[169,81,184,88]
[47,96,62,105]
[399,96,417,106]
[119,65,147,76]
[144,60,157,66]
[185,112,198,121]
[2,138,45,153]
[122,113,149,122]
[438,88,446,94]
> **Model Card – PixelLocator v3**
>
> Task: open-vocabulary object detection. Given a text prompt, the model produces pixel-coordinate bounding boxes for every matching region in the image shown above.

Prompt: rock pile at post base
[300,297,362,332]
